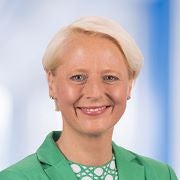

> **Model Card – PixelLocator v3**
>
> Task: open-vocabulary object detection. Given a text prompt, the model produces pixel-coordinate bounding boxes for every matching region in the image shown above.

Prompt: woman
[0,16,177,180]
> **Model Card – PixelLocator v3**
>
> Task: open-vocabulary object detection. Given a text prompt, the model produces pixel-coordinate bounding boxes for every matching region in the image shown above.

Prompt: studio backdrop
[0,0,179,177]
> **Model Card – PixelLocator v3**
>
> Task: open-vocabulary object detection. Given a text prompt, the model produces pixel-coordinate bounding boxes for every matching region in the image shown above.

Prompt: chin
[78,125,114,138]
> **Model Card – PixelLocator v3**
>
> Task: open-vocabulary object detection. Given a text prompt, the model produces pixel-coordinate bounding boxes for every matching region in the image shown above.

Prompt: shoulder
[113,144,178,179]
[0,153,47,180]
[134,152,177,178]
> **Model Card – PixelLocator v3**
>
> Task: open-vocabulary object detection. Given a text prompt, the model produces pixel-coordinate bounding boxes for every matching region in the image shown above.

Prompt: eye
[103,75,119,82]
[70,74,87,82]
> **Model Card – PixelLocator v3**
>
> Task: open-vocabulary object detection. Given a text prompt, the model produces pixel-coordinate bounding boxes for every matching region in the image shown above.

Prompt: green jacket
[0,131,178,180]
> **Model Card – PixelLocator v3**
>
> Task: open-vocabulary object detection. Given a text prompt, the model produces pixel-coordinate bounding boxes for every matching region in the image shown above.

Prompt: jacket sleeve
[168,165,178,180]
[0,169,28,180]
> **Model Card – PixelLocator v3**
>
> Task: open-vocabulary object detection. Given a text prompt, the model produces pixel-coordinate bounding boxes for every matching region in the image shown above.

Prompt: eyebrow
[67,68,124,76]
[67,68,88,73]
[102,69,123,75]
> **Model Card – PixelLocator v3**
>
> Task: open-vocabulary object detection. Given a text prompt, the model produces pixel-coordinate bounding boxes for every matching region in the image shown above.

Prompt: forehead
[54,33,129,77]
[59,32,126,64]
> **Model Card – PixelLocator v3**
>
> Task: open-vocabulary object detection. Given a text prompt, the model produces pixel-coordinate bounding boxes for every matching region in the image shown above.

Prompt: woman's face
[48,33,133,136]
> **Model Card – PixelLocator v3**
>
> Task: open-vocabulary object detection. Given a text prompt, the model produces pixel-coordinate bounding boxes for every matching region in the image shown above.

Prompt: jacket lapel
[36,131,77,180]
[44,160,77,180]
[117,158,145,180]
[113,142,145,180]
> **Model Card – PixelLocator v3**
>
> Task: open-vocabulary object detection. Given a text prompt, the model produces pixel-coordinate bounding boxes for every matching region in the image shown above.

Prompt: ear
[127,79,134,98]
[47,71,56,98]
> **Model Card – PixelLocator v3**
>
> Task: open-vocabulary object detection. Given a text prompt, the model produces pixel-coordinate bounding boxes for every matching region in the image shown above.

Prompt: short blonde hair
[42,16,143,79]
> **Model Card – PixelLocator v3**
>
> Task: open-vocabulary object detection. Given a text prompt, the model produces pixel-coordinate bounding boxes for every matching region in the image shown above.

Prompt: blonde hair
[42,16,143,79]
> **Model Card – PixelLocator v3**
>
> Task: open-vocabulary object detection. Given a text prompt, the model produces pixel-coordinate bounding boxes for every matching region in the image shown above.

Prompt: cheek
[55,83,81,107]
[109,87,129,120]
[108,86,128,104]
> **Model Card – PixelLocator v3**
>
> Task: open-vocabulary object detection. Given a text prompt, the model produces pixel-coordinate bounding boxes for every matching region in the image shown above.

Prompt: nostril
[85,96,99,102]
[82,81,104,100]
[86,96,93,99]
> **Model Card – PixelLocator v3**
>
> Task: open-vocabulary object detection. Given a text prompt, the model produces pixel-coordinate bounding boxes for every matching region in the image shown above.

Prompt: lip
[77,105,111,116]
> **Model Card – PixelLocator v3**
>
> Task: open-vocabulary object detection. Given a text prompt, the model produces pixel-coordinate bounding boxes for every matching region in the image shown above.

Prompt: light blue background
[0,0,179,177]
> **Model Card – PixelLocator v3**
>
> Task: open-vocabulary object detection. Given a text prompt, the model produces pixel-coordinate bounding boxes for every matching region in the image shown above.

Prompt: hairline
[49,27,135,79]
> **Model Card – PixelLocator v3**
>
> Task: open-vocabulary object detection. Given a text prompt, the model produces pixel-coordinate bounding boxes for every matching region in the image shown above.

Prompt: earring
[127,96,131,100]
[50,96,59,111]
[50,96,54,100]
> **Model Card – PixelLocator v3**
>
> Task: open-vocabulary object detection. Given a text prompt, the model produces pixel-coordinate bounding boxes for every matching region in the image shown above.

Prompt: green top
[69,154,118,180]
[0,131,178,180]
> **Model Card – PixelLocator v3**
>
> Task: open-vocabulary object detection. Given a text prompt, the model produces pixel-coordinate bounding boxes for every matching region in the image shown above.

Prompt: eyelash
[103,75,119,82]
[70,74,119,83]
[70,74,87,82]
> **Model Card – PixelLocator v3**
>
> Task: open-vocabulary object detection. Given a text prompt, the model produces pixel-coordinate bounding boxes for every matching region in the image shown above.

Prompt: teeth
[86,107,104,112]
[81,106,106,113]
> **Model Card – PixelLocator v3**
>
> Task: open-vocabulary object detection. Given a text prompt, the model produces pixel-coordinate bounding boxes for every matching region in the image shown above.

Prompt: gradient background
[0,0,179,177]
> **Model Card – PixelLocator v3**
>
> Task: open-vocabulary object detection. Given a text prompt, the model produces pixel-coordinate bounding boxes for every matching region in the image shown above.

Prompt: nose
[82,77,104,100]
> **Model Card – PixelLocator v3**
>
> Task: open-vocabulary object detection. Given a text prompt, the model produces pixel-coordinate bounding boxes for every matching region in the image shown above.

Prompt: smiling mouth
[77,106,111,116]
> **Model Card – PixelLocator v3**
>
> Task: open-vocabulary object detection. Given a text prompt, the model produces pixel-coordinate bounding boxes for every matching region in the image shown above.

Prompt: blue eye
[103,75,119,82]
[70,74,87,82]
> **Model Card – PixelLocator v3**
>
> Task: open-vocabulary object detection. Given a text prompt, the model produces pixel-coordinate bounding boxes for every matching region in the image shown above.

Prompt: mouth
[76,105,111,116]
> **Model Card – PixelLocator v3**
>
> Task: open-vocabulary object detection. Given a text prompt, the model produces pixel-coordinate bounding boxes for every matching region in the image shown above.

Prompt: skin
[48,33,133,166]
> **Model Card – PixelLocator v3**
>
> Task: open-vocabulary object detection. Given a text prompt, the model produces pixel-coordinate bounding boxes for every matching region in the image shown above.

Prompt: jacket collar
[37,131,145,180]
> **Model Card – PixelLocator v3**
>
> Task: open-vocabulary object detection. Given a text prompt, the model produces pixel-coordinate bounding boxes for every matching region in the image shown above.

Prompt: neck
[56,128,113,166]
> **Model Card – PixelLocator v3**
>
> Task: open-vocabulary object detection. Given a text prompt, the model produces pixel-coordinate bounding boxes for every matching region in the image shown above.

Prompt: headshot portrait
[0,0,180,179]
[0,15,178,180]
